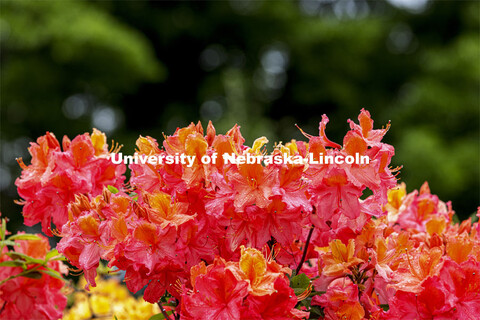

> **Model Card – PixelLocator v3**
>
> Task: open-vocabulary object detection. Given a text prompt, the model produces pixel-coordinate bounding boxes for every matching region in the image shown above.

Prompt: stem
[157,301,172,320]
[173,299,180,320]
[295,224,314,275]
[0,265,41,286]
[0,300,6,315]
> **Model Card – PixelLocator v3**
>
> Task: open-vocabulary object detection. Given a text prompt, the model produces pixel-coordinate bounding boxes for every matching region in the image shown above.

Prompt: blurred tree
[1,0,478,233]
[391,3,479,219]
[0,0,164,229]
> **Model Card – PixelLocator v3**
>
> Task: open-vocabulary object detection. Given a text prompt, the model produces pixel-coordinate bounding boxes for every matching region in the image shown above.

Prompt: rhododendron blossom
[0,216,67,320]
[2,109,478,319]
[15,129,126,235]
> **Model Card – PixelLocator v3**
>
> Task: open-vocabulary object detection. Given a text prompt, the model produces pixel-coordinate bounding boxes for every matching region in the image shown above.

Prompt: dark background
[1,0,479,233]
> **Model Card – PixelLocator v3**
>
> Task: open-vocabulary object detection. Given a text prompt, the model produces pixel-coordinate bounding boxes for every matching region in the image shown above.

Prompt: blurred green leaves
[2,0,164,83]
[1,0,164,138]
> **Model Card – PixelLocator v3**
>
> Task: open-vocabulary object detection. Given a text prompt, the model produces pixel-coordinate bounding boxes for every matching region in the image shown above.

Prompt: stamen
[296,283,313,301]
[109,140,123,153]
[50,227,63,237]
[16,158,28,170]
[295,124,313,139]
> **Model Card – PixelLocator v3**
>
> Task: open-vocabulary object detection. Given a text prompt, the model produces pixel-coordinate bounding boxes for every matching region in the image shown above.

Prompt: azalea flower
[9,110,479,319]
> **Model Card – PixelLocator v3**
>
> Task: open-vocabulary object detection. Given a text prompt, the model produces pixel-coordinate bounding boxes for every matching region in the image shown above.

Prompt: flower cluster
[47,110,394,302]
[311,181,480,319]
[180,246,308,319]
[9,109,479,319]
[15,129,126,235]
[0,217,67,320]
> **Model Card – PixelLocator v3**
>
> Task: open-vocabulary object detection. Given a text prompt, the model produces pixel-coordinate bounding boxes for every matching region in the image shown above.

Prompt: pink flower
[180,261,249,320]
[16,130,125,235]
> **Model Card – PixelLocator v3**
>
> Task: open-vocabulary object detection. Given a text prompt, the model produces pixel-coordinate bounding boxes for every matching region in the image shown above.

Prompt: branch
[173,299,180,320]
[0,265,41,286]
[295,224,314,275]
[0,300,6,316]
[157,301,172,320]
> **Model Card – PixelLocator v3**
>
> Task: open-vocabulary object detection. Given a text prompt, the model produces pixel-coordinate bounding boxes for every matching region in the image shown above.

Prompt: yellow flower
[63,276,160,320]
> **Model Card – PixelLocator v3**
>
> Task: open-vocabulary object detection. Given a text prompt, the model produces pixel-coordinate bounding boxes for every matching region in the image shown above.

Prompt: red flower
[180,260,249,320]
[0,234,67,320]
[242,277,308,319]
[16,130,125,235]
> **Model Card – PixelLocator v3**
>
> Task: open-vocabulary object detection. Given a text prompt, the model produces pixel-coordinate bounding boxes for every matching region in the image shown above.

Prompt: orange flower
[321,239,364,277]
[392,247,443,292]
[144,191,195,229]
[229,246,289,296]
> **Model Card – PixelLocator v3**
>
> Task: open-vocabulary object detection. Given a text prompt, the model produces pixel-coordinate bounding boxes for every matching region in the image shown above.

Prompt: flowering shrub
[0,216,67,319]
[1,109,478,319]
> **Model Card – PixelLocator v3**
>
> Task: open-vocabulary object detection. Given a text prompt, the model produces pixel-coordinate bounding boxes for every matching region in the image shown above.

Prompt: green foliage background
[1,0,478,232]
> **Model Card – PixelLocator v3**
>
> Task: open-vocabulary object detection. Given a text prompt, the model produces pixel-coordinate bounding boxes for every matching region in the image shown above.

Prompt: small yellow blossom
[63,276,160,320]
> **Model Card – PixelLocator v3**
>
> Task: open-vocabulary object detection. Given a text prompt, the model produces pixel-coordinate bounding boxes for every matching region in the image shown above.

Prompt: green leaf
[51,256,67,261]
[149,312,173,320]
[5,252,45,265]
[129,192,138,201]
[21,271,43,279]
[290,273,311,296]
[380,304,389,311]
[452,214,460,224]
[0,260,26,267]
[45,249,60,261]
[1,219,6,241]
[0,240,19,247]
[309,305,324,317]
[308,290,325,297]
[161,302,177,308]
[7,234,41,241]
[39,268,64,281]
[469,211,479,223]
[114,316,119,320]
[108,185,119,194]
